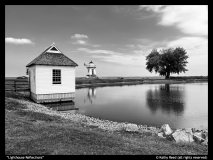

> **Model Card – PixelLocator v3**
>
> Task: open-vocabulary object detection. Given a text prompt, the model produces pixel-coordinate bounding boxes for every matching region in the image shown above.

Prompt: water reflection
[160,84,170,90]
[84,87,96,104]
[146,84,185,116]
[45,101,76,111]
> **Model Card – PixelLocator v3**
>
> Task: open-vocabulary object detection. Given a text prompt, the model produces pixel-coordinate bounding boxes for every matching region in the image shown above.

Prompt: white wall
[88,68,92,75]
[29,66,36,94]
[93,69,96,75]
[33,65,75,94]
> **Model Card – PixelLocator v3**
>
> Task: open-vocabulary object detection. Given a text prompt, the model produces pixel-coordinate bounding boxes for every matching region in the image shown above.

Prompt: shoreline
[5,91,207,132]
[5,95,160,133]
[5,91,208,155]
[76,79,208,89]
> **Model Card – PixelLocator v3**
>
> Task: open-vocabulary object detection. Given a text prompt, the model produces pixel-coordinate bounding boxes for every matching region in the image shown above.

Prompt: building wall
[88,68,96,76]
[93,69,96,75]
[30,92,75,103]
[88,68,92,75]
[28,66,36,94]
[33,65,75,94]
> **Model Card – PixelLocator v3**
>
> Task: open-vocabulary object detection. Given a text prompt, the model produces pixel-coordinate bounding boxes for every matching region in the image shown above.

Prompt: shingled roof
[26,44,78,67]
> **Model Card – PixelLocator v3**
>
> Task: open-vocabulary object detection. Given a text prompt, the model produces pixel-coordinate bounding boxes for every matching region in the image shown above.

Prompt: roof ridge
[26,46,52,67]
[26,45,78,67]
[46,43,63,53]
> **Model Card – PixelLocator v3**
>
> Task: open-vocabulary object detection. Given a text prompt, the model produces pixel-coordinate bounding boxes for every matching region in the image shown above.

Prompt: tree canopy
[146,47,189,79]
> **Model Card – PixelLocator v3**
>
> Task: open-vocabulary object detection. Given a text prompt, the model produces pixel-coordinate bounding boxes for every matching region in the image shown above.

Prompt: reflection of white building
[84,61,97,78]
[88,87,96,98]
[45,101,76,111]
[84,87,96,104]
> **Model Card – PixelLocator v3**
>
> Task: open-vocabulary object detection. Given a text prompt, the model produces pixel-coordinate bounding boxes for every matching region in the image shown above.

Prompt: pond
[47,83,208,130]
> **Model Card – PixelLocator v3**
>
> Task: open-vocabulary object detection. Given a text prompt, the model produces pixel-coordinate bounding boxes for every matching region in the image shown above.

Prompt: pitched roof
[26,44,78,67]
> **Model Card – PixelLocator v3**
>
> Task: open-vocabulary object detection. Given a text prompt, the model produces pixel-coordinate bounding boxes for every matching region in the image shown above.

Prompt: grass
[75,78,144,89]
[5,92,208,155]
[75,78,208,89]
[76,78,144,84]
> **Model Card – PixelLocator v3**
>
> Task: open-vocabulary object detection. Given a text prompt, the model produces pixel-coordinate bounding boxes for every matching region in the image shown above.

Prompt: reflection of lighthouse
[84,61,97,78]
[84,87,96,104]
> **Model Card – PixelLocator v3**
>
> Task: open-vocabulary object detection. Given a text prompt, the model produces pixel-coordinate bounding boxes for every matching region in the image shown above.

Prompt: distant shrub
[76,81,83,84]
[17,76,28,79]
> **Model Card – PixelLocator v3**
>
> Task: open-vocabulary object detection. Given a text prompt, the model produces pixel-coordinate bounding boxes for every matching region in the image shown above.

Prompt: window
[50,47,58,51]
[52,69,61,84]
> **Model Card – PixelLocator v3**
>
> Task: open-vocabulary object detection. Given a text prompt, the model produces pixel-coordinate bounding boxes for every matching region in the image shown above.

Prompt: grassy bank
[5,91,208,155]
[5,76,208,91]
[76,78,144,88]
[75,77,207,88]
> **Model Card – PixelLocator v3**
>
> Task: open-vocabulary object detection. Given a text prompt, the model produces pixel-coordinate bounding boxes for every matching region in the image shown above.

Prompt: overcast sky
[5,5,208,77]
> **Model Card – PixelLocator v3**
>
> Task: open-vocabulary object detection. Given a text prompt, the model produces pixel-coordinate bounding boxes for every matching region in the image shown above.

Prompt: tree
[146,47,189,79]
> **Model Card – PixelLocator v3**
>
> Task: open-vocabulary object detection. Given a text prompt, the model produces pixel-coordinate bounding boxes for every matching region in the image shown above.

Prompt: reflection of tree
[160,84,170,90]
[84,87,96,104]
[146,84,185,116]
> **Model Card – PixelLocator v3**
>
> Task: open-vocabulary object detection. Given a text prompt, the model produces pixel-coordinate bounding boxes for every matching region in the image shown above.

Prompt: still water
[49,83,208,130]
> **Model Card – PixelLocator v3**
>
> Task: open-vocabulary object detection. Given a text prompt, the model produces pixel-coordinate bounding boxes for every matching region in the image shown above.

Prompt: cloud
[139,5,208,36]
[73,40,87,45]
[129,35,207,67]
[78,48,114,54]
[5,37,34,45]
[71,34,88,39]
[78,47,145,66]
[112,5,155,20]
[159,5,208,36]
[131,39,168,56]
[166,37,207,55]
[92,44,101,47]
[166,37,208,65]
[139,5,165,12]
[91,54,145,66]
[134,36,208,66]
[71,34,100,47]
[126,44,135,48]
[113,5,132,14]
[78,35,207,68]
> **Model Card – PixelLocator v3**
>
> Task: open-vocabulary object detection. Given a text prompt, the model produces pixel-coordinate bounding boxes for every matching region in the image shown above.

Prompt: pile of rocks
[157,124,208,146]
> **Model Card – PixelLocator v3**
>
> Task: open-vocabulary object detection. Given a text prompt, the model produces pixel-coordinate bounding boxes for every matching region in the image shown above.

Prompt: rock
[193,131,205,143]
[203,132,208,140]
[147,126,157,131]
[183,128,193,135]
[125,124,139,132]
[201,139,208,146]
[172,129,194,143]
[157,132,165,138]
[161,124,173,136]
[191,128,196,133]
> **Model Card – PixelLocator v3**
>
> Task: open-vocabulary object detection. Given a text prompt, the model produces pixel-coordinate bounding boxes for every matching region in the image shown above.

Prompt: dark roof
[89,61,94,64]
[26,45,78,67]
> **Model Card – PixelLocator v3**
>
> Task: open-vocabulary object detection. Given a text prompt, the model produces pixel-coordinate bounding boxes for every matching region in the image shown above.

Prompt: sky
[5,5,208,77]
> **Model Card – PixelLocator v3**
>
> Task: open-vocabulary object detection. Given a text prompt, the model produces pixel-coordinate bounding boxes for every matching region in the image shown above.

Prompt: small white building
[84,61,97,78]
[26,43,78,103]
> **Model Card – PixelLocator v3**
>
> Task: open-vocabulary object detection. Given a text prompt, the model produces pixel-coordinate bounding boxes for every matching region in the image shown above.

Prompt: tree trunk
[165,72,170,79]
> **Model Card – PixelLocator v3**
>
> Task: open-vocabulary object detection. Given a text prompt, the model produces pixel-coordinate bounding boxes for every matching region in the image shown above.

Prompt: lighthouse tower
[84,61,97,78]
